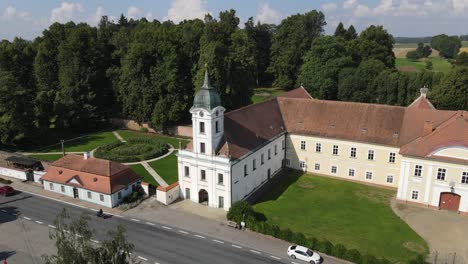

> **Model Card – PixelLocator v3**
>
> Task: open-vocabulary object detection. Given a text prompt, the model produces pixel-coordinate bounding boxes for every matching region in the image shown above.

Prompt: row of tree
[0,10,467,148]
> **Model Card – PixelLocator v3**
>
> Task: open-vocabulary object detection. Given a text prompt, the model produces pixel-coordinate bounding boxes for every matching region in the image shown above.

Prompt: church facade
[178,71,468,214]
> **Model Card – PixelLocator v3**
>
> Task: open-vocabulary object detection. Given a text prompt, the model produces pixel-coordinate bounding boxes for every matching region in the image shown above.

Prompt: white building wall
[231,135,286,203]
[0,167,27,180]
[42,180,139,208]
[178,150,231,210]
[399,157,468,213]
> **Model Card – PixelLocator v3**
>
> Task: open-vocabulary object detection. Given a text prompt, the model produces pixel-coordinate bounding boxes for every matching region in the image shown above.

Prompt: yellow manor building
[281,87,468,214]
[179,73,468,214]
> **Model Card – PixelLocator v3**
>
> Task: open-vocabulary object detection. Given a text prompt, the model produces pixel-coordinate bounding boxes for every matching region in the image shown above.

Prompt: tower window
[200,143,205,153]
[215,121,219,133]
[199,122,205,133]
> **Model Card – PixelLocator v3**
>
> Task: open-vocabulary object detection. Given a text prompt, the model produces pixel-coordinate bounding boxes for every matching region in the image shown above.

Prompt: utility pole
[60,139,65,157]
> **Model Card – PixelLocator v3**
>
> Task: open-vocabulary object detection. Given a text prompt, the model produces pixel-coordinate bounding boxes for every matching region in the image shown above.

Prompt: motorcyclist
[98,208,103,217]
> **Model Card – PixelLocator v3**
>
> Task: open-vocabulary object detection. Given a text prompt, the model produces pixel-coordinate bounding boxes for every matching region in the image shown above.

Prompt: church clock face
[199,111,204,117]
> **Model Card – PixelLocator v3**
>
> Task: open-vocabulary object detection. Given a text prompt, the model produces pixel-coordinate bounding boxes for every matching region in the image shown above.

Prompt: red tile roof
[279,86,314,99]
[399,111,468,164]
[157,181,179,192]
[41,154,140,194]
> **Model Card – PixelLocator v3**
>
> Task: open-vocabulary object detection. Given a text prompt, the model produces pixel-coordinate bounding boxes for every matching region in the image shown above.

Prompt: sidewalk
[6,178,123,215]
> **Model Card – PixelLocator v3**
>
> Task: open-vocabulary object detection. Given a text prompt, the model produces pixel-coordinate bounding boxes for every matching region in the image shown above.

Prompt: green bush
[0,177,12,184]
[408,255,425,264]
[344,249,362,263]
[226,201,255,223]
[318,240,333,255]
[279,228,293,241]
[332,244,347,258]
[291,232,307,246]
[361,254,379,264]
[94,139,168,162]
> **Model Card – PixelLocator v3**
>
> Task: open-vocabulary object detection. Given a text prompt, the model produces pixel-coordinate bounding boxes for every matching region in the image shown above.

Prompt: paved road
[0,192,309,264]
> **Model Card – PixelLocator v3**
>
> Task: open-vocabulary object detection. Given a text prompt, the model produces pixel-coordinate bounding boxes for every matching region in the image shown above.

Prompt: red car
[0,186,15,196]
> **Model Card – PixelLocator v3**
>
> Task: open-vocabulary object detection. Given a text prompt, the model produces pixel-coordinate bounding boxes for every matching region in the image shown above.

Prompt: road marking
[250,249,261,254]
[23,217,31,220]
[90,239,99,244]
[194,234,205,239]
[162,226,172,230]
[232,244,242,249]
[178,230,188,234]
[131,218,140,222]
[90,208,98,212]
[113,214,124,218]
[35,221,43,224]
[137,256,148,261]
[212,239,224,244]
[48,225,56,229]
[145,222,156,226]
[292,262,300,264]
[270,256,281,260]
[1,209,6,212]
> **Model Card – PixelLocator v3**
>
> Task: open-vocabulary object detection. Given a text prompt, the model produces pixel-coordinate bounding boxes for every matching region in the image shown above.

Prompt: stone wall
[111,118,192,138]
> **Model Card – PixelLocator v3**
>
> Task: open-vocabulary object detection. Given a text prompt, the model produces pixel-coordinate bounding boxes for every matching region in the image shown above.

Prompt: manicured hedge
[227,201,425,264]
[94,138,168,163]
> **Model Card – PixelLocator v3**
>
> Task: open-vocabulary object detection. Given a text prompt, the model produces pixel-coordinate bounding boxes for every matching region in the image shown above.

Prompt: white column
[423,165,433,203]
[397,161,407,199]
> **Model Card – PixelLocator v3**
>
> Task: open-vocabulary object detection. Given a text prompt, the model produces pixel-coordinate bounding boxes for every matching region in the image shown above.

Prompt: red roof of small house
[41,154,141,194]
[157,182,179,192]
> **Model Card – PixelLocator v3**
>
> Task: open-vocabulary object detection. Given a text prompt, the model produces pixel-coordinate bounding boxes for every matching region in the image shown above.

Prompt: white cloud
[322,2,338,12]
[354,4,371,17]
[452,0,468,15]
[2,5,30,21]
[50,2,84,23]
[89,6,104,25]
[373,0,394,15]
[343,0,358,9]
[255,3,283,24]
[164,0,209,23]
[127,6,141,19]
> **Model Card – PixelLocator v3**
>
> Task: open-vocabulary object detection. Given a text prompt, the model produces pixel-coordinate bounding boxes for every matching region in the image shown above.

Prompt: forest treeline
[0,10,467,147]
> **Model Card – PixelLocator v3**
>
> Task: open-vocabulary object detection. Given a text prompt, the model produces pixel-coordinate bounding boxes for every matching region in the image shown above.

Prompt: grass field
[149,152,178,185]
[251,87,285,104]
[396,57,452,73]
[117,130,188,149]
[253,172,428,262]
[28,154,64,162]
[33,131,117,153]
[129,164,158,186]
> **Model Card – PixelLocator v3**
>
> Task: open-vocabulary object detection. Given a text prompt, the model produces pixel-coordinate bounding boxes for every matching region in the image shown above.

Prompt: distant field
[396,57,452,73]
[394,41,468,59]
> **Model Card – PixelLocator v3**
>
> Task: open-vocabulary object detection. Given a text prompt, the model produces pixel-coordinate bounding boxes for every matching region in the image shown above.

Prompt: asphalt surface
[0,192,308,264]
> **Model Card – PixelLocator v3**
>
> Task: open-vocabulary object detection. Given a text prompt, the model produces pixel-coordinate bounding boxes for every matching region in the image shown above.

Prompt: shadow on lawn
[247,169,302,205]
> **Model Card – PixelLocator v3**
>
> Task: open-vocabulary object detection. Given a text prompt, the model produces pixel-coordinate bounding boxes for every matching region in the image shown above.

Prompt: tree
[349,25,395,68]
[196,10,256,110]
[425,60,433,71]
[269,10,326,89]
[245,17,274,87]
[338,59,387,102]
[43,209,135,264]
[334,22,347,38]
[454,52,468,66]
[297,36,354,99]
[406,50,420,60]
[345,25,357,40]
[431,34,461,58]
[432,66,468,110]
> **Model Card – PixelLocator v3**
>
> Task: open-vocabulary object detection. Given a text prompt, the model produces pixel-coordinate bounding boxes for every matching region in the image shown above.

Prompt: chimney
[423,121,433,136]
[420,86,428,98]
[83,152,90,160]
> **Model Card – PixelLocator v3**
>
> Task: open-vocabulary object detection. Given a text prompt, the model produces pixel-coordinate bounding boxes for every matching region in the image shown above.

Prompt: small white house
[41,153,141,208]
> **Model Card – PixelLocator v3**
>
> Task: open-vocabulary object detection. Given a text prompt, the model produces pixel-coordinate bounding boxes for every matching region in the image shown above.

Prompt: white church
[178,70,468,213]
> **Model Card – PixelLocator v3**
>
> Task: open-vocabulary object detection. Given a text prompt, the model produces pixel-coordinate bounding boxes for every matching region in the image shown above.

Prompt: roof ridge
[279,97,407,109]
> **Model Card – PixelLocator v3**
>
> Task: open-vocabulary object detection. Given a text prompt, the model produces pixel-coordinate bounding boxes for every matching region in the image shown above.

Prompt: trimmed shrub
[94,138,168,162]
[344,249,362,263]
[227,201,255,223]
[291,232,307,246]
[361,254,379,264]
[331,243,347,258]
[408,255,425,264]
[279,228,293,241]
[317,240,333,255]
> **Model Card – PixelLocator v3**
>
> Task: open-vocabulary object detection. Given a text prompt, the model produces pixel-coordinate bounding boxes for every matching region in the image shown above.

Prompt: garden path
[113,130,127,142]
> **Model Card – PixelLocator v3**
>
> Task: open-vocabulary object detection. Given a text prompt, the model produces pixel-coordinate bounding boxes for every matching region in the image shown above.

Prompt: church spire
[202,68,212,89]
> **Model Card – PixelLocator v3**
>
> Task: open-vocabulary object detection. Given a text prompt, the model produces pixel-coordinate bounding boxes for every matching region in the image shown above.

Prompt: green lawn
[396,57,452,73]
[253,172,428,262]
[117,130,188,149]
[129,164,158,186]
[251,87,285,104]
[28,154,64,162]
[149,152,178,185]
[33,131,117,153]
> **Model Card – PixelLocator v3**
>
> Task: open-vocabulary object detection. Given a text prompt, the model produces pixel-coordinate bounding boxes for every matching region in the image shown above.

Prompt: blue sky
[1,0,467,40]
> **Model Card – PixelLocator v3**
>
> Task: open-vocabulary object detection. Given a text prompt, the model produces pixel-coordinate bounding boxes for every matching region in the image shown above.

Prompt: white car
[287,245,323,264]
